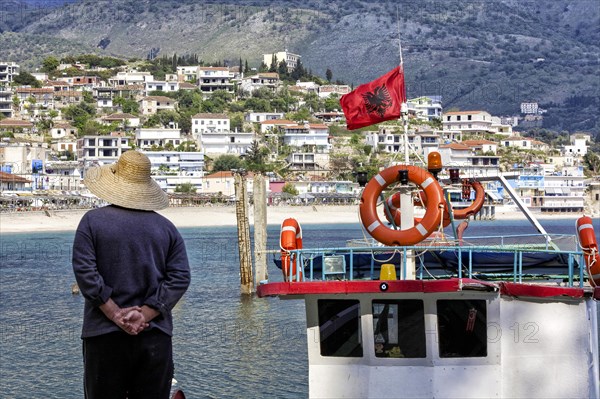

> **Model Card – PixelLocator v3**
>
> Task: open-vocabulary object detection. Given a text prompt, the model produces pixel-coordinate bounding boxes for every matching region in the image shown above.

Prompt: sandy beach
[0,204,587,234]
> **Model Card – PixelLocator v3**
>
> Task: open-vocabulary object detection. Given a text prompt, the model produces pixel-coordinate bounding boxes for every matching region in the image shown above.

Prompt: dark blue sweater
[72,205,190,338]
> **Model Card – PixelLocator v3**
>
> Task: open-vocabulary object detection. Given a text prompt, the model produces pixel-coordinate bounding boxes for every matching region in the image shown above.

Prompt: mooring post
[253,174,268,284]
[234,170,254,295]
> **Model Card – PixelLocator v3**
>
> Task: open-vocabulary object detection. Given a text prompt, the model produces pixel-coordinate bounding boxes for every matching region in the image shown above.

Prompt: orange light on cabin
[427,152,443,174]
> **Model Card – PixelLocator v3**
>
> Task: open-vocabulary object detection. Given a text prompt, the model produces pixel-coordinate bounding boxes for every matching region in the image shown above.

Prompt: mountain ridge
[1,0,598,133]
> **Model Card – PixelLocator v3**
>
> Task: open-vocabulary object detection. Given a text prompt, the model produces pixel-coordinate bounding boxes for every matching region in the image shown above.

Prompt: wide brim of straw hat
[83,153,169,211]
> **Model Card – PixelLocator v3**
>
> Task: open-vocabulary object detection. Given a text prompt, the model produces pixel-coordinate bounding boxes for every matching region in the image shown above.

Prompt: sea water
[0,218,598,398]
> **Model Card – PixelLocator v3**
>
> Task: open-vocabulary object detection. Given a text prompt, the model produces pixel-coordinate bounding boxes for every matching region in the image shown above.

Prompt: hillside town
[0,52,599,215]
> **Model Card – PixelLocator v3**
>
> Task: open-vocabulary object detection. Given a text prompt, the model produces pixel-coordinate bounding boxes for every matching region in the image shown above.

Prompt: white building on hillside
[191,113,230,135]
[263,50,301,73]
[0,62,20,87]
[318,85,351,98]
[239,72,281,93]
[443,110,512,136]
[139,96,177,116]
[136,128,184,150]
[281,123,330,151]
[144,151,205,193]
[563,133,590,157]
[245,112,285,123]
[144,80,180,95]
[109,71,153,86]
[197,67,235,94]
[408,96,443,121]
[77,134,130,164]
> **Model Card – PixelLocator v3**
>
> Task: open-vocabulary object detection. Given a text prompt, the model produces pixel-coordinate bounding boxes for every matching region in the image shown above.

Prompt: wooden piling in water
[253,174,268,284]
[234,171,254,295]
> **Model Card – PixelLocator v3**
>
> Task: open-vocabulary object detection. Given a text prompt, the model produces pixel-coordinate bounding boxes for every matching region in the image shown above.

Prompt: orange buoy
[360,165,444,246]
[280,218,303,281]
[577,216,600,287]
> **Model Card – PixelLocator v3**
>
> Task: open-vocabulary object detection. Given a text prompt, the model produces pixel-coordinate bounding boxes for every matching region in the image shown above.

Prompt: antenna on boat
[396,5,410,165]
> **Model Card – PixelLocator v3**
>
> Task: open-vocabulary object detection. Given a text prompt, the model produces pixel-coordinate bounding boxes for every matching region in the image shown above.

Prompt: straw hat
[83,150,169,211]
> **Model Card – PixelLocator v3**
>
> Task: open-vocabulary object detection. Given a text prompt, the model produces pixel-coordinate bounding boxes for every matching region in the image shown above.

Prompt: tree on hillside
[277,61,289,81]
[42,56,60,73]
[269,54,278,72]
[13,72,41,88]
[326,68,333,82]
[212,154,244,172]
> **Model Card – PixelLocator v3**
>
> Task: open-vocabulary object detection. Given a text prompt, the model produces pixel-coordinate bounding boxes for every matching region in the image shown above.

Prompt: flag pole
[396,6,409,164]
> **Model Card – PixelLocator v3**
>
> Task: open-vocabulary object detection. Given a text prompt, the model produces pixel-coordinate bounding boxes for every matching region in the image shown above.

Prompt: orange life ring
[453,180,485,220]
[385,180,485,226]
[360,165,444,246]
[577,216,600,287]
[280,218,303,281]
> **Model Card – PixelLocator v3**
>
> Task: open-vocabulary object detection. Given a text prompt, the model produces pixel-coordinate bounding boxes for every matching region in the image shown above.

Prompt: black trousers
[82,329,173,399]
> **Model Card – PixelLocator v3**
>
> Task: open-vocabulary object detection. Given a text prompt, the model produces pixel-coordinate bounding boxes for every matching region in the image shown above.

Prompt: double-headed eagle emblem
[362,85,392,118]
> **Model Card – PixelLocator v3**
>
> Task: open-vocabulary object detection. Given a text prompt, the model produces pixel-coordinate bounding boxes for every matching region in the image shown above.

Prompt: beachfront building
[144,151,205,193]
[512,164,586,212]
[201,170,264,197]
[43,161,81,191]
[135,128,184,150]
[0,139,48,189]
[0,170,30,191]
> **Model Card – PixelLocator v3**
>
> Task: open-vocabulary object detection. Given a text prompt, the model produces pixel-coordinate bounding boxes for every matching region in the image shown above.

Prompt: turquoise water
[0,218,598,397]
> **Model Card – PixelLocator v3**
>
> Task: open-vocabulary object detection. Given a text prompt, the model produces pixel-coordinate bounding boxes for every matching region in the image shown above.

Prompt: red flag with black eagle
[340,66,406,130]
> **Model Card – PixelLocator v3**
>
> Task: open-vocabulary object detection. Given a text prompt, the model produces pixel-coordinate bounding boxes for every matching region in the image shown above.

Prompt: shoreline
[0,205,591,234]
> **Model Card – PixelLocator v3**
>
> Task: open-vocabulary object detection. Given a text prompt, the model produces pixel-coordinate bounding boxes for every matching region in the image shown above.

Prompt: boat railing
[283,234,585,288]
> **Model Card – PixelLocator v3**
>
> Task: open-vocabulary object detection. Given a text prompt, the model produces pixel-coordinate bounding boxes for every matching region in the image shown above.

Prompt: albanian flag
[340,66,406,130]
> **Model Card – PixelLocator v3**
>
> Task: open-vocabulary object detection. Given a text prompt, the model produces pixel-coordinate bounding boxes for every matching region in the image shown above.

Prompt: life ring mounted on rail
[280,218,303,282]
[577,216,600,287]
[384,179,485,227]
[360,165,445,246]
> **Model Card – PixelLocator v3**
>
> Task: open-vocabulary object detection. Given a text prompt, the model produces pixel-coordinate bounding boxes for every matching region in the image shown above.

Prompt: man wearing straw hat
[72,150,191,399]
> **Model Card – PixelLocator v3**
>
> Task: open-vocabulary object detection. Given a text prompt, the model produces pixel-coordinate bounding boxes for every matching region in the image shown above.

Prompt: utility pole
[233,169,253,295]
[253,174,268,284]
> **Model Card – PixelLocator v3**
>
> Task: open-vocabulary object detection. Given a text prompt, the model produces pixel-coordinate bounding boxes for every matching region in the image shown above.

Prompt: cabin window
[372,300,425,358]
[318,299,363,357]
[437,300,487,358]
